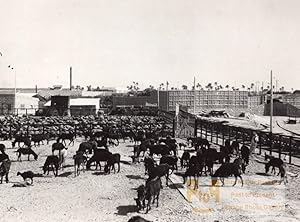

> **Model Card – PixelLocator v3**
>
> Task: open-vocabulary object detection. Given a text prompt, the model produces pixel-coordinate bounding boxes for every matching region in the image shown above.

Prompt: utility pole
[270,70,273,154]
[157,87,160,110]
[193,77,196,114]
[70,66,72,90]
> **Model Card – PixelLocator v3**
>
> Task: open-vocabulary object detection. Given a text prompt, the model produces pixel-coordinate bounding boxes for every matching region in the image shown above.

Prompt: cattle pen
[194,118,300,167]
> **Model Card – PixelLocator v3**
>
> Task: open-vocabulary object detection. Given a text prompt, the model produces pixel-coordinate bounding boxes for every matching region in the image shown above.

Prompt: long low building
[112,90,261,116]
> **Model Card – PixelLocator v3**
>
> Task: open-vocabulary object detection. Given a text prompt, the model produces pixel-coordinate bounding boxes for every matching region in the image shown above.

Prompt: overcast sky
[0,0,299,91]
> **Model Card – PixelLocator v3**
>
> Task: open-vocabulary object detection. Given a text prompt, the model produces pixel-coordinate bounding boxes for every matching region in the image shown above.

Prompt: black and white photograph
[0,0,299,221]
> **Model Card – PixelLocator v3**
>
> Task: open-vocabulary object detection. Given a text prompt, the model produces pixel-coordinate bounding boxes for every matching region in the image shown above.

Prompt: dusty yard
[0,138,300,222]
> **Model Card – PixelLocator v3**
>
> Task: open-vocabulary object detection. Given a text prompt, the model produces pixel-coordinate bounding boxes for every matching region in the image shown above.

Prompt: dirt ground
[0,138,300,222]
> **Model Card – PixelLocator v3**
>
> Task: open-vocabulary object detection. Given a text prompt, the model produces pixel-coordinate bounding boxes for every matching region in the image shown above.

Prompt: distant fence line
[0,107,109,116]
[195,118,300,166]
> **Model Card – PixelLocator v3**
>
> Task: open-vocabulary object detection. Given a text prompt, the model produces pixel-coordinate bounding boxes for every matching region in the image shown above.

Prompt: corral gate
[174,105,195,138]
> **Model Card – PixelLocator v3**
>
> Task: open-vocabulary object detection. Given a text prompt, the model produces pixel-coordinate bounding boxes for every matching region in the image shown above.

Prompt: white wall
[15,93,39,115]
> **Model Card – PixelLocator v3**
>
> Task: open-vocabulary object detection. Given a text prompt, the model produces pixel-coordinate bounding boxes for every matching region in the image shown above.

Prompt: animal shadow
[33,173,44,177]
[169,183,184,189]
[12,182,29,188]
[92,172,106,176]
[120,160,131,165]
[63,164,74,169]
[115,205,138,216]
[57,172,73,177]
[261,180,279,185]
[256,172,271,176]
[126,175,144,180]
[174,172,185,177]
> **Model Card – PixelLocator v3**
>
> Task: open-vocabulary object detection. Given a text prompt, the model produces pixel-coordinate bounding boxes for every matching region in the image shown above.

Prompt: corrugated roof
[36,89,82,100]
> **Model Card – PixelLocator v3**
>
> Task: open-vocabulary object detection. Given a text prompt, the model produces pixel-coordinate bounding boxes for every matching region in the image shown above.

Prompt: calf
[159,155,178,172]
[52,141,65,155]
[211,158,244,187]
[265,158,284,175]
[17,171,35,184]
[144,156,155,175]
[105,153,121,174]
[182,162,202,190]
[0,159,11,183]
[86,149,112,171]
[144,177,161,213]
[78,141,97,155]
[73,151,87,176]
[180,151,190,168]
[147,163,170,186]
[58,148,68,170]
[43,155,59,177]
[15,148,38,161]
[135,184,146,211]
[241,145,250,172]
[279,163,288,184]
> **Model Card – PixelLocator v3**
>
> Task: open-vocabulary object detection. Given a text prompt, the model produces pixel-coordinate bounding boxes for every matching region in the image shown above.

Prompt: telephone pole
[270,70,273,154]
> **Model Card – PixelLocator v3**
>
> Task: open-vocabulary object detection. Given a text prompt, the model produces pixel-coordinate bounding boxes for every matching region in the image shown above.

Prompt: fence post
[279,135,282,159]
[222,125,225,145]
[258,132,262,155]
[172,118,175,138]
[200,119,203,138]
[194,118,197,137]
[205,122,208,139]
[269,132,273,155]
[289,136,292,164]
[9,125,12,140]
[216,124,218,145]
[210,123,213,142]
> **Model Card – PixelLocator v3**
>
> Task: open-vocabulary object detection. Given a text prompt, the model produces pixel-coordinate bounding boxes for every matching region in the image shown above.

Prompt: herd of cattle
[0,114,289,222]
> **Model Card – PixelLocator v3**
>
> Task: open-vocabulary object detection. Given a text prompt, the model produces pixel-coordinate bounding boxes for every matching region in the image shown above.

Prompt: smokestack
[70,66,72,90]
[35,85,37,93]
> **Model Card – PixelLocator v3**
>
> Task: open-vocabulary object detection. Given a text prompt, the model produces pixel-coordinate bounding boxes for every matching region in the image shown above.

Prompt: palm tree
[159,83,164,90]
[250,83,255,91]
[196,83,202,90]
[225,85,230,90]
[214,82,218,90]
[87,85,92,91]
[206,83,212,91]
